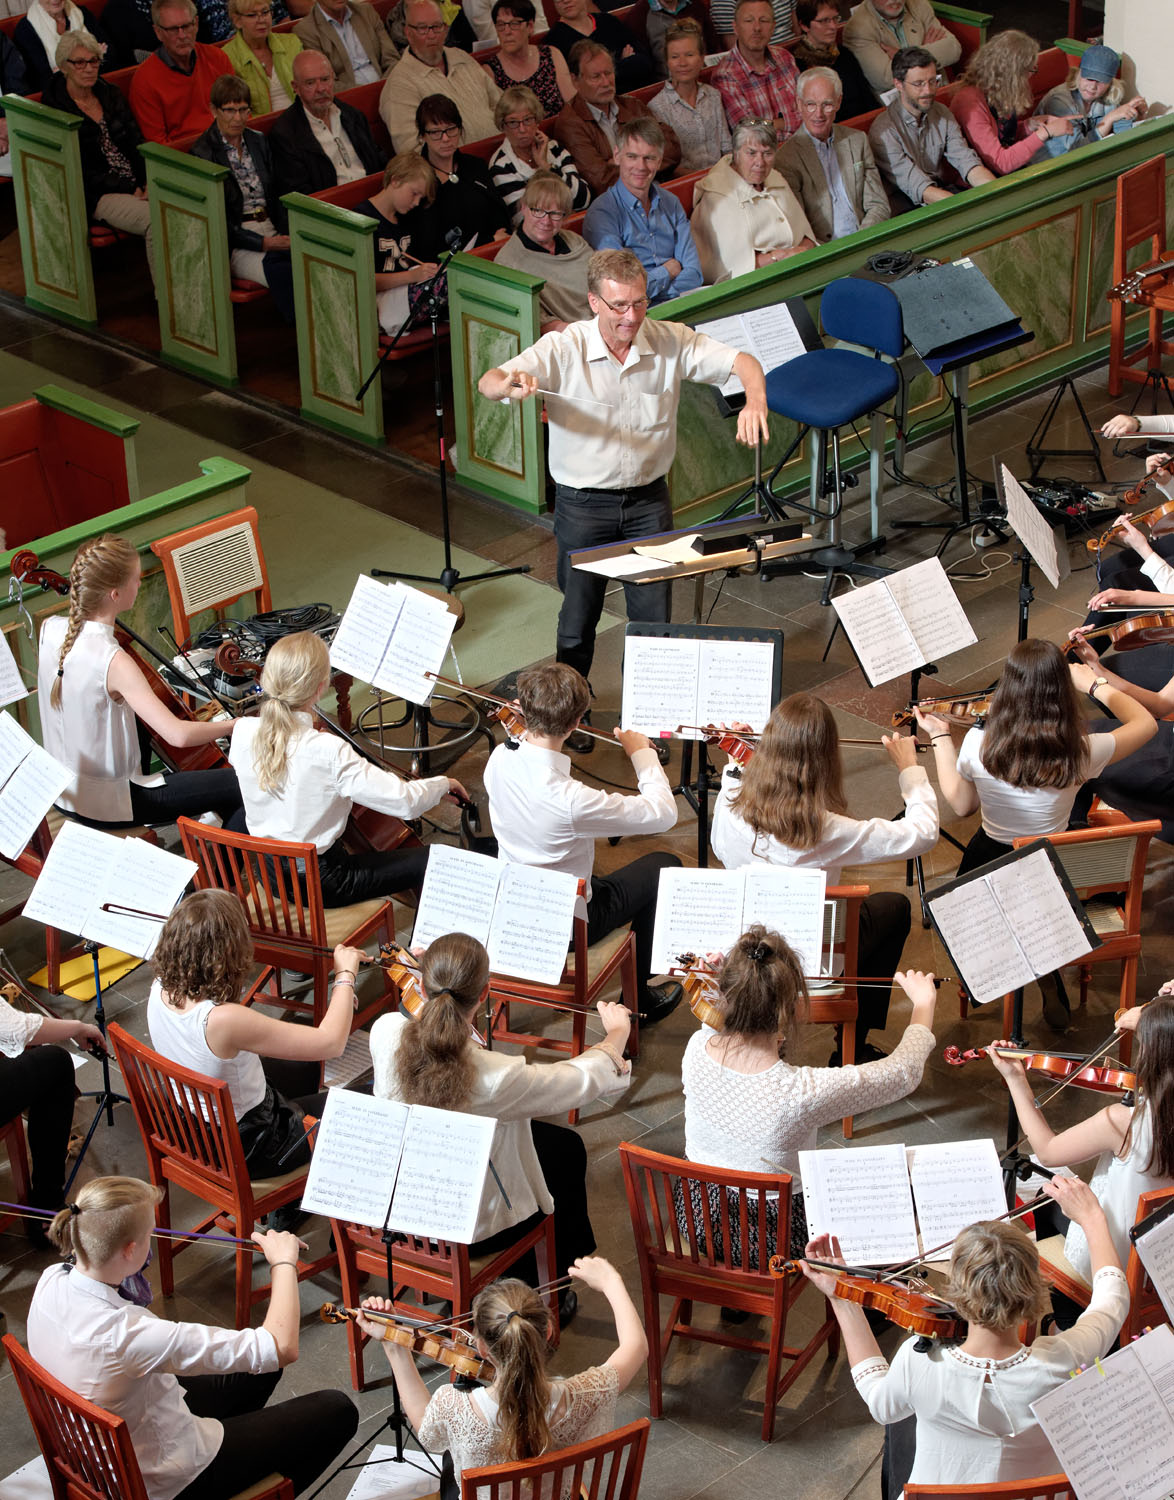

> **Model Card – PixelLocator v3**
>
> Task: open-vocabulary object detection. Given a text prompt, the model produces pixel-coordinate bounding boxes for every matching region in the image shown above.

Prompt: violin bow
[999,1024,1137,1163]
[880,1191,1051,1282]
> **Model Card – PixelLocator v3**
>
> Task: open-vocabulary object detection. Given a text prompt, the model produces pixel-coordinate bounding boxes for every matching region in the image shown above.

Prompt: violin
[1067,611,1174,653]
[766,1260,964,1340]
[891,689,994,730]
[682,724,758,767]
[672,952,727,1029]
[944,1044,1135,1095]
[1086,484,1174,555]
[426,672,613,746]
[319,1303,493,1381]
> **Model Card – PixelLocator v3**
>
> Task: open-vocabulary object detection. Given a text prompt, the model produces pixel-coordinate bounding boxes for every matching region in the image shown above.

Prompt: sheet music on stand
[924,840,1098,1006]
[650,865,826,975]
[621,623,783,740]
[830,557,976,687]
[329,574,457,704]
[695,297,821,412]
[1031,1324,1174,1500]
[0,633,28,710]
[1131,1195,1174,1323]
[996,462,1070,591]
[0,713,70,859]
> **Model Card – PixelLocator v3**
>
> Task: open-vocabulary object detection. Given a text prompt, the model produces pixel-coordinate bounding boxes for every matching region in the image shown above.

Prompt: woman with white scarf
[14,0,117,90]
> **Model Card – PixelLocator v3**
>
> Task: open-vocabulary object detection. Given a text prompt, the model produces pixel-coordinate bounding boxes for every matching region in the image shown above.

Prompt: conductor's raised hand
[478,367,539,401]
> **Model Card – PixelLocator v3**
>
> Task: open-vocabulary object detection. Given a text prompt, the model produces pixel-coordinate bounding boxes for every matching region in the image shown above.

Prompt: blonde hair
[49,1176,162,1269]
[393,933,486,1110]
[252,631,330,795]
[473,1279,552,1460]
[944,1220,1050,1332]
[50,534,139,709]
[961,28,1038,118]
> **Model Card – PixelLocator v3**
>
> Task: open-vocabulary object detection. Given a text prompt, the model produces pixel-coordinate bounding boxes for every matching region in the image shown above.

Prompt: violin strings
[394,1275,576,1336]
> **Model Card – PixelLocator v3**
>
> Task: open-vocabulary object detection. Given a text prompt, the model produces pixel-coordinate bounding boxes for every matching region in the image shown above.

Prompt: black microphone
[444,225,464,253]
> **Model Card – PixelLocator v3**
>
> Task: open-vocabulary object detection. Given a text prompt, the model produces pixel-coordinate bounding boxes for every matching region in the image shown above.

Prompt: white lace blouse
[417,1364,619,1495]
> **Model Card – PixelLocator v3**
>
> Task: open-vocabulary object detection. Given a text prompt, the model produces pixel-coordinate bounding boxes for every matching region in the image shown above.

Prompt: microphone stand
[356,232,531,596]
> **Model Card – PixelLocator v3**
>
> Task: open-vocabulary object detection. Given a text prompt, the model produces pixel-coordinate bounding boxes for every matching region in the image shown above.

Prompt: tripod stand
[63,941,130,1196]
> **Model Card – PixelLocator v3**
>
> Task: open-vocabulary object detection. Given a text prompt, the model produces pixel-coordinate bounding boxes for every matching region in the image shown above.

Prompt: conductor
[478,248,769,737]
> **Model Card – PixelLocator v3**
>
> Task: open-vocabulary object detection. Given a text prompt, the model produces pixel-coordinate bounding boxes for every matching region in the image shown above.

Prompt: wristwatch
[1087,675,1109,706]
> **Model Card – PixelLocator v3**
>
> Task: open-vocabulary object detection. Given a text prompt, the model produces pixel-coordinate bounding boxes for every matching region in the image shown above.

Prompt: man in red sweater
[130,0,230,143]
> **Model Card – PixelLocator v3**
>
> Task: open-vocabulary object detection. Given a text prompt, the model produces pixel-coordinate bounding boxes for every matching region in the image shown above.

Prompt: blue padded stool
[758,277,903,604]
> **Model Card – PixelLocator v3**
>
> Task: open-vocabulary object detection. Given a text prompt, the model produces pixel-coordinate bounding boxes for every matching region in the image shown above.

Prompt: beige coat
[690,155,815,284]
[293,1,398,89]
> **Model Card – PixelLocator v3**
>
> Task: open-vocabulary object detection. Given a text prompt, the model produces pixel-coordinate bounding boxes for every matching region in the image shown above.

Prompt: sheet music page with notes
[697,305,806,397]
[799,1143,921,1265]
[0,746,70,861]
[329,574,401,686]
[411,845,502,950]
[741,867,827,975]
[831,560,974,687]
[1032,1325,1174,1500]
[300,1090,410,1228]
[22,819,116,938]
[0,631,28,709]
[1001,463,1067,590]
[905,1139,1006,1255]
[0,710,29,787]
[1133,1207,1174,1324]
[650,867,746,972]
[886,558,977,665]
[621,635,700,738]
[389,1103,495,1243]
[376,584,457,705]
[696,638,776,735]
[926,877,1036,1004]
[488,863,578,984]
[83,838,197,957]
[985,846,1093,977]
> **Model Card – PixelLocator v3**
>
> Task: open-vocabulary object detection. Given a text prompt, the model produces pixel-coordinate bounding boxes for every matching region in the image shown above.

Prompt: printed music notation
[830,558,976,687]
[329,575,457,706]
[0,712,69,861]
[621,634,778,741]
[650,865,826,977]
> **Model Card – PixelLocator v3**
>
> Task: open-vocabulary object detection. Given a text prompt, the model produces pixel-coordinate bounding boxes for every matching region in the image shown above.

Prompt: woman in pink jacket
[950,30,1073,175]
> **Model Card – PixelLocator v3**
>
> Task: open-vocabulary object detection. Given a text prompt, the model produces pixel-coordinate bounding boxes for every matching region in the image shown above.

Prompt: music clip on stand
[63,942,131,1196]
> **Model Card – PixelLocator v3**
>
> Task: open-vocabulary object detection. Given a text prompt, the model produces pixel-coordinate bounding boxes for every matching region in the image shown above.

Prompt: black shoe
[827,1048,842,1068]
[854,1042,889,1065]
[1041,974,1071,1031]
[720,1305,752,1324]
[558,1288,578,1329]
[265,1204,310,1234]
[653,739,671,766]
[639,979,683,1024]
[565,727,595,755]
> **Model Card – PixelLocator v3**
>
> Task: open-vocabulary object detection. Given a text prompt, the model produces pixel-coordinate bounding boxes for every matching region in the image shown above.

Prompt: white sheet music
[1133,1207,1174,1324]
[0,748,70,861]
[323,1029,373,1090]
[906,1138,1007,1254]
[412,844,502,949]
[621,633,778,740]
[1032,1325,1174,1500]
[0,632,28,709]
[22,821,196,958]
[377,584,456,705]
[697,305,807,398]
[344,1445,448,1500]
[300,1089,410,1228]
[388,1102,495,1242]
[799,1143,921,1265]
[927,878,1035,1004]
[0,712,29,787]
[1001,464,1068,591]
[741,867,827,975]
[329,574,401,686]
[986,846,1092,977]
[831,559,976,687]
[650,866,748,972]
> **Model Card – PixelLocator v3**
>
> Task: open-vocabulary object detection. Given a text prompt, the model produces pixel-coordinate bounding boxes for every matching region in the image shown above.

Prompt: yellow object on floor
[27,948,141,1000]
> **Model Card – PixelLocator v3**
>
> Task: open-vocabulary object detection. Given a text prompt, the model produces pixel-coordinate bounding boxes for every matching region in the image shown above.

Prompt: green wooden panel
[448,252,544,513]
[4,97,95,327]
[283,191,382,445]
[142,144,239,387]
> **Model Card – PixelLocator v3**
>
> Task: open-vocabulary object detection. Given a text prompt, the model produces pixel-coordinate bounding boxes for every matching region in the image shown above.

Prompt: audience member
[842,0,959,96]
[551,40,680,197]
[193,0,303,45]
[583,116,701,304]
[191,74,296,321]
[128,0,230,144]
[496,170,593,331]
[546,0,655,95]
[483,0,575,118]
[294,0,397,90]
[44,31,155,280]
[869,45,993,211]
[100,0,160,62]
[692,116,813,282]
[416,94,511,245]
[626,0,719,78]
[649,17,730,173]
[269,47,384,194]
[355,152,442,335]
[710,0,792,50]
[14,0,118,93]
[489,85,589,222]
[1033,44,1146,158]
[789,0,874,119]
[0,32,31,179]
[223,0,302,115]
[775,66,888,241]
[381,0,500,152]
[712,0,801,137]
[950,30,1073,176]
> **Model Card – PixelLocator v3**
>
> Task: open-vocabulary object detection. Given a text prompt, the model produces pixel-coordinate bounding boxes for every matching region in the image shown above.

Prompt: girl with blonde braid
[356,1260,646,1485]
[228,631,467,904]
[36,534,245,827]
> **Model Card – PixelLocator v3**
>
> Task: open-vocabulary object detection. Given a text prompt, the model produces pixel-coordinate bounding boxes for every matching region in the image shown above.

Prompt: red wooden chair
[4,1333,293,1500]
[109,1023,336,1329]
[619,1141,838,1442]
[904,1478,1072,1499]
[330,1213,559,1390]
[460,1419,650,1500]
[149,504,271,648]
[0,1114,31,1234]
[1108,156,1174,400]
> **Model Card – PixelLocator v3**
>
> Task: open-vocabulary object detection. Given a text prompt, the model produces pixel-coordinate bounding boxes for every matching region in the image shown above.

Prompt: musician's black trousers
[175,1370,357,1499]
[0,1045,75,1210]
[856,892,913,1040]
[467,1121,594,1280]
[127,769,245,827]
[316,841,432,906]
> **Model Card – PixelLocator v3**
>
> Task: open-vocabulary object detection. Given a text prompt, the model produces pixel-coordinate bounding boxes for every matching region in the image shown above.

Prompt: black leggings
[466,1121,595,1281]
[0,1045,76,1209]
[174,1369,357,1499]
[66,769,245,830]
[316,841,432,907]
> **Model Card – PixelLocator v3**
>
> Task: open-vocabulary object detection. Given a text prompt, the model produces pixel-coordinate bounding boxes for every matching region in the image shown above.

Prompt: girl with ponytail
[356,1259,646,1484]
[36,533,244,826]
[681,925,940,1258]
[228,631,467,905]
[27,1174,359,1500]
[370,932,633,1325]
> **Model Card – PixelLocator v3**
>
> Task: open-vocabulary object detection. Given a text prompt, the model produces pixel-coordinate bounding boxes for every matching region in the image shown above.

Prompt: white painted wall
[1103,0,1170,115]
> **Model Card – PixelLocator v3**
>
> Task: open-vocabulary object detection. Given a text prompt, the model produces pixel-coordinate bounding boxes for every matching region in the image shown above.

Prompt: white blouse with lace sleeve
[0,997,43,1058]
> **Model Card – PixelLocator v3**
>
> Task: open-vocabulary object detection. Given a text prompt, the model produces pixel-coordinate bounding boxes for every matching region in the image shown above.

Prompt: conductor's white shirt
[498,316,737,490]
[27,1262,279,1500]
[484,738,677,900]
[230,712,450,852]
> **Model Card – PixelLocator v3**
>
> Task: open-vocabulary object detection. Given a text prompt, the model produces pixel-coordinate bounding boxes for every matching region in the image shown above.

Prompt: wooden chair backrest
[460,1418,650,1500]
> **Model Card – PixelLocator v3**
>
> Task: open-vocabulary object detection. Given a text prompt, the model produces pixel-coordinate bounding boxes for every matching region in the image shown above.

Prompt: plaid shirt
[712,43,801,137]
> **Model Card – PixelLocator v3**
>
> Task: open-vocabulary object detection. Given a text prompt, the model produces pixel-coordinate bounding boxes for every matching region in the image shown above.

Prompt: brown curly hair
[152,890,253,1007]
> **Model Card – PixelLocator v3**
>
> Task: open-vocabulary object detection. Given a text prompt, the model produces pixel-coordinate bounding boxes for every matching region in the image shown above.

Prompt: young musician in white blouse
[36,534,244,828]
[355,1257,647,1483]
[228,631,467,904]
[483,662,683,1023]
[711,692,938,1062]
[27,1175,358,1500]
[682,928,938,1257]
[370,931,631,1325]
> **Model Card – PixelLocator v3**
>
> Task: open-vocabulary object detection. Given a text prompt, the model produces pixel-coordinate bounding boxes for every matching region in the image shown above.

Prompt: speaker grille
[172,524,263,616]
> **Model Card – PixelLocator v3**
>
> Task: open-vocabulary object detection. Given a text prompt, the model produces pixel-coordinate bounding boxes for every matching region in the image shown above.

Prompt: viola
[766,1261,964,1340]
[1086,484,1174,555]
[426,672,613,747]
[891,689,994,730]
[319,1303,493,1381]
[672,952,726,1030]
[945,1044,1135,1095]
[1067,611,1174,653]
